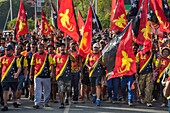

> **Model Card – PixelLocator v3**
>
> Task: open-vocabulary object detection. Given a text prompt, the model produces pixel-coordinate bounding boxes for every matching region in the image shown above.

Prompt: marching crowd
[0,31,169,112]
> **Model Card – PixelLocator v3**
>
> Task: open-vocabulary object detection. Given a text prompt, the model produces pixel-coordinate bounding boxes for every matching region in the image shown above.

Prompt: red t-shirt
[53,53,69,75]
[88,52,101,67]
[0,55,21,82]
[31,52,53,77]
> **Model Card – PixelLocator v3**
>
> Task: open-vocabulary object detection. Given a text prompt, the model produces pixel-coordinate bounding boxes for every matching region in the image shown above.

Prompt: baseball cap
[93,43,100,48]
[5,44,14,51]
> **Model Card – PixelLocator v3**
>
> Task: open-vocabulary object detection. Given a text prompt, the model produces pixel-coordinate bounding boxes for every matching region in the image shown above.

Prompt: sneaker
[112,100,118,104]
[146,103,152,107]
[17,99,21,106]
[96,99,101,106]
[44,104,50,107]
[1,106,8,111]
[59,103,65,109]
[161,103,166,107]
[152,98,156,102]
[141,99,145,104]
[92,95,97,103]
[128,102,133,106]
[33,105,39,109]
[108,97,112,103]
[13,103,19,108]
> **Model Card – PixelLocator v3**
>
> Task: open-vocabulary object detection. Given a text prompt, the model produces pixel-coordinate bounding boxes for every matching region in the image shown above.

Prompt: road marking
[76,105,167,113]
[64,104,71,113]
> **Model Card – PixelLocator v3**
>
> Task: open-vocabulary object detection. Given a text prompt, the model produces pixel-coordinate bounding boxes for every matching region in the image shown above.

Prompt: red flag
[151,0,170,33]
[110,0,127,32]
[113,23,136,77]
[135,0,152,47]
[78,10,85,36]
[41,10,52,36]
[58,0,79,42]
[156,0,163,9]
[15,0,28,39]
[78,6,92,58]
[110,0,117,21]
[58,0,61,5]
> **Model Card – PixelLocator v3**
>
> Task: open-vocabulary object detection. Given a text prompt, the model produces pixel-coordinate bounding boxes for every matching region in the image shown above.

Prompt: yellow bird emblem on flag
[113,14,126,28]
[44,22,49,33]
[80,32,89,53]
[79,26,84,36]
[18,20,26,33]
[59,9,74,31]
[118,51,133,73]
[141,21,151,41]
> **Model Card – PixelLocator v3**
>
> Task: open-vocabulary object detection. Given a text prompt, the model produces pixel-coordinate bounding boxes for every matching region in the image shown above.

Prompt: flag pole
[57,0,58,11]
[34,0,37,33]
[95,0,98,14]
[10,0,13,21]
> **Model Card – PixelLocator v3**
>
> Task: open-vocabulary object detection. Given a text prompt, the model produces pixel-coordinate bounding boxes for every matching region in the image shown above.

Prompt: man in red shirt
[30,43,54,109]
[85,43,105,106]
[69,41,81,103]
[0,44,21,111]
[53,43,74,108]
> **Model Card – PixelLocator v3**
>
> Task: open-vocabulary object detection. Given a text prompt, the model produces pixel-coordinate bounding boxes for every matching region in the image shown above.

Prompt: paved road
[0,97,168,113]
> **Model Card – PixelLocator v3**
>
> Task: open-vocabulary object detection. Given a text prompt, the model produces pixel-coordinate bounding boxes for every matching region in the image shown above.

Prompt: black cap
[5,44,14,51]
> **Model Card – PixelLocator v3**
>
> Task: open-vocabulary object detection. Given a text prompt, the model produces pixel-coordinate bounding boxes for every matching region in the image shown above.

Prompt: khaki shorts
[58,80,71,93]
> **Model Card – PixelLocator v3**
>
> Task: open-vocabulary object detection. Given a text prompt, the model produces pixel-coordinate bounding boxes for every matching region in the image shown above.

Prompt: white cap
[93,43,100,48]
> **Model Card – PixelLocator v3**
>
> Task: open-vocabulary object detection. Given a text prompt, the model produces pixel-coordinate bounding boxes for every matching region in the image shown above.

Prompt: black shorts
[90,76,102,87]
[81,75,90,86]
[1,82,18,92]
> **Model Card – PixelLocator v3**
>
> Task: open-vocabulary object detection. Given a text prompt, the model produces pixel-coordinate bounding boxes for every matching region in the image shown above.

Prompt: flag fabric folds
[78,6,92,58]
[110,0,127,32]
[78,10,85,36]
[41,10,52,36]
[110,0,117,21]
[150,0,170,33]
[91,4,102,35]
[102,20,134,78]
[162,0,170,22]
[15,0,28,40]
[136,0,152,45]
[127,0,139,21]
[51,2,58,29]
[58,0,79,42]
[113,22,136,78]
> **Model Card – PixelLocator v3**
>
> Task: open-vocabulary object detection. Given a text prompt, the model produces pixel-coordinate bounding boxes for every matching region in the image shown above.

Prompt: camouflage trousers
[139,73,154,103]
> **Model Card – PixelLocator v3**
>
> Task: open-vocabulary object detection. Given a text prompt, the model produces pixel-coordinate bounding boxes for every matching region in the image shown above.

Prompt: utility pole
[10,0,13,21]
[57,0,58,11]
[50,0,53,20]
[95,0,98,14]
[34,0,37,32]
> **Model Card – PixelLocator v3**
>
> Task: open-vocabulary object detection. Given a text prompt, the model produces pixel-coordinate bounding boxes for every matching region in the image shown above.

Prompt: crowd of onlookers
[0,30,169,112]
